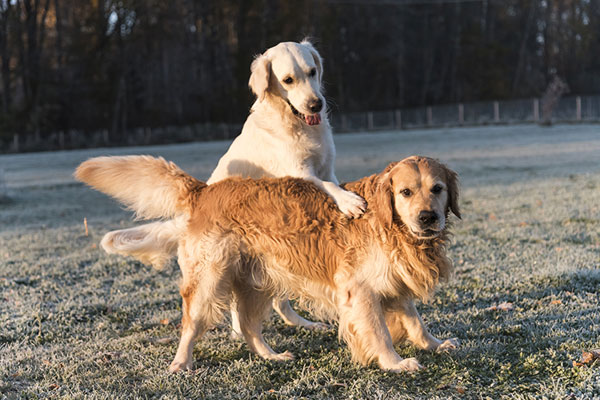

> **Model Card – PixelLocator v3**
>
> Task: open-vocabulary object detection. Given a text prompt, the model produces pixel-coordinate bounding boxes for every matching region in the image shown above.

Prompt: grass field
[1,124,599,399]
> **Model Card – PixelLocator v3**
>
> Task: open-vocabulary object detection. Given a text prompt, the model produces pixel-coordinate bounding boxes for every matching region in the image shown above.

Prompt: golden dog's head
[375,156,461,239]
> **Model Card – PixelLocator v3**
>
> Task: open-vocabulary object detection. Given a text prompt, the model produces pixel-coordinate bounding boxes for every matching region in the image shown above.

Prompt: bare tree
[540,75,569,125]
[0,1,12,113]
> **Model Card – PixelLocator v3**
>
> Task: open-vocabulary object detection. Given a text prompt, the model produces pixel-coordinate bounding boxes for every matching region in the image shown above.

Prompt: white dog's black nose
[419,210,438,226]
[308,98,323,114]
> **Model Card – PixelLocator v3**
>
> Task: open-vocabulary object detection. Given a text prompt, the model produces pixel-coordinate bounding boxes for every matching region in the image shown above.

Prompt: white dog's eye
[309,68,317,77]
[431,184,443,194]
[283,77,293,84]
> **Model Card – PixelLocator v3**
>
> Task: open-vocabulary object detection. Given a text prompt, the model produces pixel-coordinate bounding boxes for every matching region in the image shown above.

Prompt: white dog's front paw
[385,357,424,373]
[436,338,459,352]
[304,321,329,331]
[230,329,244,340]
[335,190,366,218]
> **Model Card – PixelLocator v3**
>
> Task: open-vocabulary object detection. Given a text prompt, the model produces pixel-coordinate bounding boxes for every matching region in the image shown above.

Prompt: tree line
[0,0,599,145]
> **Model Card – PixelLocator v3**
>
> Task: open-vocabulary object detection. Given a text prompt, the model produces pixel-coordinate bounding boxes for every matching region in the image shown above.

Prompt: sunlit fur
[97,41,365,335]
[101,40,364,272]
[75,155,461,373]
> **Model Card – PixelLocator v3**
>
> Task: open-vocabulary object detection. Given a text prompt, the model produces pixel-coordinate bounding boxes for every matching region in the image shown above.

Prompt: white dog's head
[249,40,325,126]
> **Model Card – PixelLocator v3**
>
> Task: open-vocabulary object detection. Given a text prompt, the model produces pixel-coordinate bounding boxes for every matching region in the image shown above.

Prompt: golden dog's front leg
[386,298,458,352]
[336,284,423,372]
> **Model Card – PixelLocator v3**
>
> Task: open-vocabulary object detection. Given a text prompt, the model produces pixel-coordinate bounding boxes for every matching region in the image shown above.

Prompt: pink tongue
[305,113,321,126]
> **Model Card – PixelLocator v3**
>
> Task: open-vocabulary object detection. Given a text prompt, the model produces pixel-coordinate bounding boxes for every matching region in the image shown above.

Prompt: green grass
[1,127,600,399]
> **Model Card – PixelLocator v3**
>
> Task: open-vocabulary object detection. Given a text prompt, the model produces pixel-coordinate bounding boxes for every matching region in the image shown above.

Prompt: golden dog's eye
[400,189,412,197]
[283,77,293,84]
[431,184,443,194]
[309,68,317,77]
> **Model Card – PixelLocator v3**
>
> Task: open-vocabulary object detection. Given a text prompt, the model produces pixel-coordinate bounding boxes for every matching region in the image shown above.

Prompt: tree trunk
[0,2,12,112]
[512,0,536,96]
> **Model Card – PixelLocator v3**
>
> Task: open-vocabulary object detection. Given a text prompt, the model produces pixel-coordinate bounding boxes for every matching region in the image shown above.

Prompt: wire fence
[2,94,599,153]
[330,95,600,132]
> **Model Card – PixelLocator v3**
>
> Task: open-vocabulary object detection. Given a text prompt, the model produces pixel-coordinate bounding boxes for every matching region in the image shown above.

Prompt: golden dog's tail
[75,155,204,220]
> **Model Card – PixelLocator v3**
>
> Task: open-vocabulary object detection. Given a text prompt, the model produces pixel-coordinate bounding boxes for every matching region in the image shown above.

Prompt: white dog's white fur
[101,40,366,334]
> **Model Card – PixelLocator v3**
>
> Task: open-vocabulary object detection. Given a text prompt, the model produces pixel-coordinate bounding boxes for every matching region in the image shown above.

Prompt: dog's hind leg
[169,242,234,372]
[233,283,294,361]
[272,298,328,331]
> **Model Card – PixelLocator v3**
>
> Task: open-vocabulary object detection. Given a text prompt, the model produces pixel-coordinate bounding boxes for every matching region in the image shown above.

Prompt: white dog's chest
[288,132,330,170]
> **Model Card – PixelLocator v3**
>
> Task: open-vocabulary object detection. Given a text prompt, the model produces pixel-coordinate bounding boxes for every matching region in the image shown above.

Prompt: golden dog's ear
[301,40,323,84]
[444,166,461,219]
[248,53,271,102]
[382,161,400,174]
[374,175,394,229]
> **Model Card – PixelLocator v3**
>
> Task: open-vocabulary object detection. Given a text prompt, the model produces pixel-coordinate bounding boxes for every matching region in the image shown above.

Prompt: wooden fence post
[533,98,540,122]
[394,110,402,130]
[341,114,348,131]
[458,103,464,125]
[493,101,500,123]
[427,106,433,126]
[12,134,19,152]
[367,112,374,130]
[576,96,582,121]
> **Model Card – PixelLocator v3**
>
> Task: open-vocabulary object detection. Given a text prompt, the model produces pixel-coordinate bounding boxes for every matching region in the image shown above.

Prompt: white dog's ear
[301,40,323,83]
[248,54,271,102]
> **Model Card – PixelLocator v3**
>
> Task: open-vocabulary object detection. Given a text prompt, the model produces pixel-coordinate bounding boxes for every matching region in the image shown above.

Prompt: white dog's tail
[75,156,204,269]
[100,220,182,269]
[75,155,204,220]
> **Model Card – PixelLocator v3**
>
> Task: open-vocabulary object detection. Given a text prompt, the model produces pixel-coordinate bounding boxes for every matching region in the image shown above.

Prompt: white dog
[100,41,366,334]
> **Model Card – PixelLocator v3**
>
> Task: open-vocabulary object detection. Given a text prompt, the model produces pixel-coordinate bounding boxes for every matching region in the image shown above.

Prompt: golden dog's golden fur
[75,155,461,373]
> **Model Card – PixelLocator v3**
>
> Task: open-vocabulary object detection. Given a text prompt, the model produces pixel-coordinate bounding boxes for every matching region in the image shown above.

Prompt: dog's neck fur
[344,174,453,301]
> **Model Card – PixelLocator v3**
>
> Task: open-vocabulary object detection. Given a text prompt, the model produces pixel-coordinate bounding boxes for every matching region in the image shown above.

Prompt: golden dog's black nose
[308,98,323,113]
[419,210,438,226]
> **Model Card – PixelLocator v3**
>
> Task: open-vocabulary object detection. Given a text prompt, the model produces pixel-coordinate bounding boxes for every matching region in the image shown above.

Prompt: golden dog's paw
[436,338,459,352]
[168,360,193,373]
[387,357,424,373]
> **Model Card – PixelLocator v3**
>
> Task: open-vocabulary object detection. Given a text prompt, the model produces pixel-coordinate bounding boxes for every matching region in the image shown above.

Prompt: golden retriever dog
[76,154,461,373]
[99,40,365,335]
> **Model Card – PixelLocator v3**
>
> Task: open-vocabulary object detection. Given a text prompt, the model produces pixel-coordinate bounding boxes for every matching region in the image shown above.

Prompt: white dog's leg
[230,305,243,339]
[303,177,366,218]
[232,284,294,361]
[272,298,328,330]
